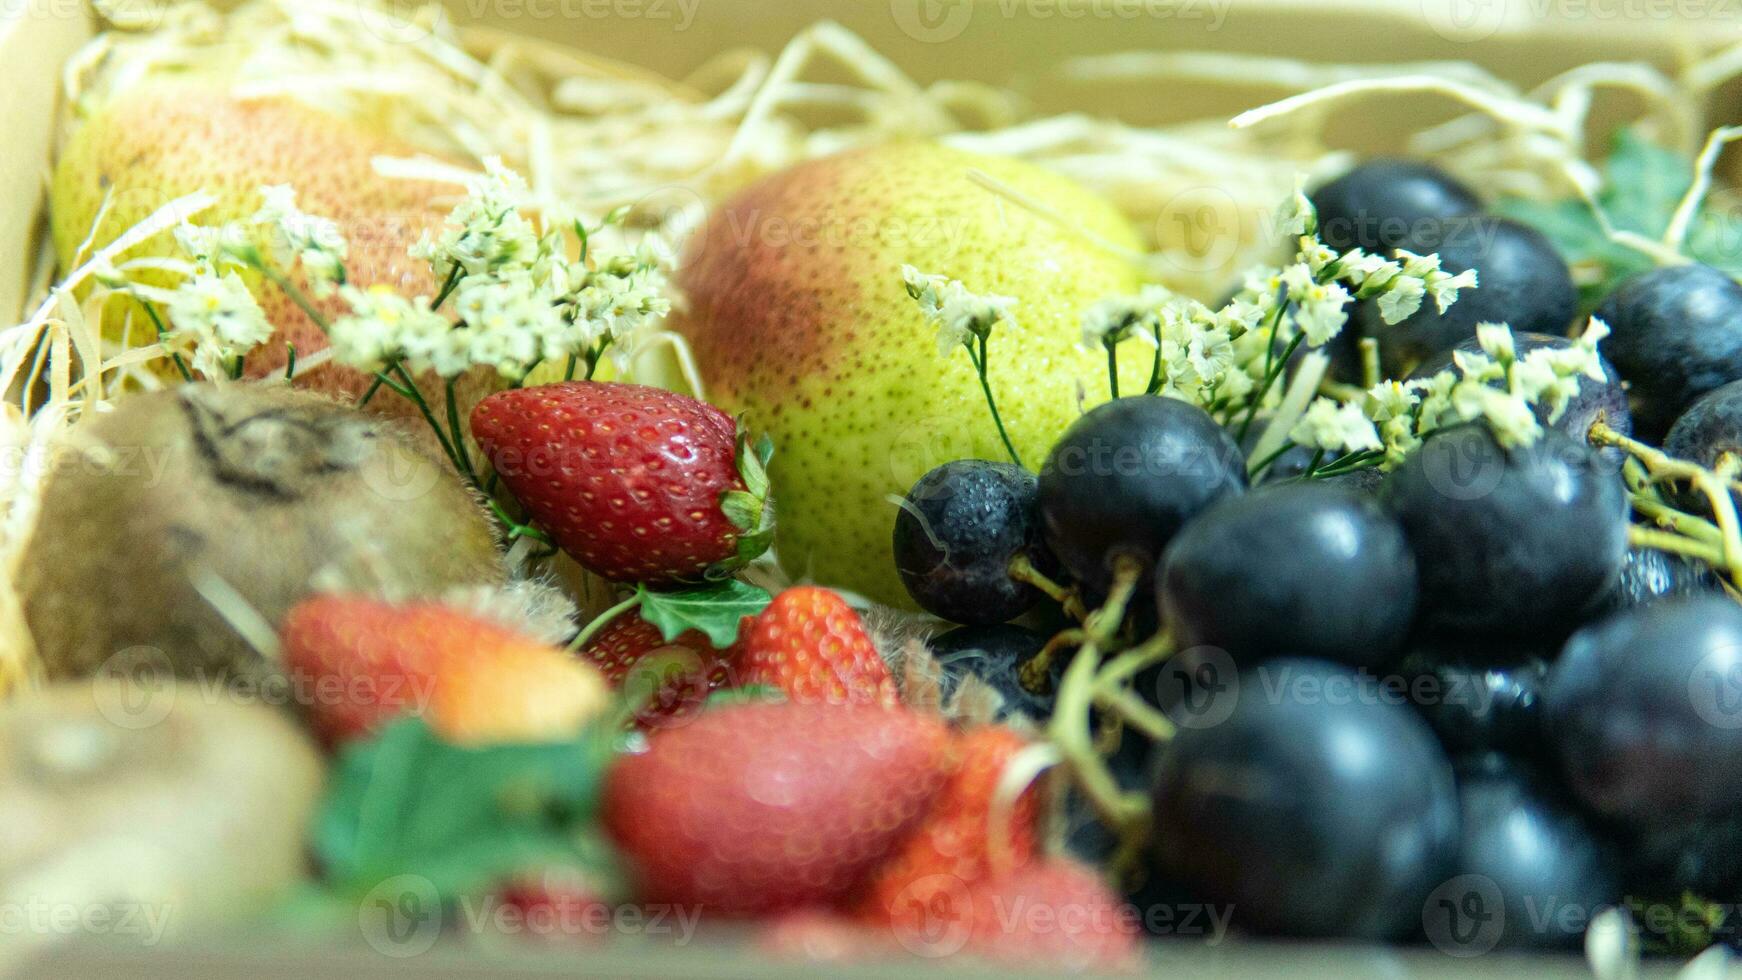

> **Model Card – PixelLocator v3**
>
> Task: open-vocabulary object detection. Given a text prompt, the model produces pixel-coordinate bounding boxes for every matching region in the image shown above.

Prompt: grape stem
[1044,555,1155,832]
[1007,555,1088,621]
[1591,419,1742,588]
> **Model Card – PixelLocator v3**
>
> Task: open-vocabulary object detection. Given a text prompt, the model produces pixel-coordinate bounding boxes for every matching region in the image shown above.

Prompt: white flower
[252,184,347,275]
[329,284,449,373]
[1475,322,1516,363]
[171,222,250,271]
[1426,267,1477,313]
[1299,237,1340,277]
[1291,397,1382,454]
[1469,384,1541,448]
[1364,380,1419,422]
[1374,275,1426,325]
[1337,250,1397,289]
[446,273,560,378]
[1282,265,1351,346]
[1278,174,1317,237]
[1081,285,1175,351]
[163,271,273,377]
[1395,249,1443,280]
[902,266,1017,355]
[412,157,542,279]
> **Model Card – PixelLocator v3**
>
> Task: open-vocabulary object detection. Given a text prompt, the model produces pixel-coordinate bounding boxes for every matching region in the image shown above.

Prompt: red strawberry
[758,911,895,963]
[470,381,773,584]
[961,860,1139,972]
[856,726,1042,927]
[281,595,609,747]
[495,868,610,943]
[578,615,733,730]
[738,586,898,707]
[601,701,952,916]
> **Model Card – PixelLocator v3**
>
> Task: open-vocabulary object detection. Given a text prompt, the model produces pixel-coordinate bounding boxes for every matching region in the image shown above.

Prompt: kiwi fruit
[0,677,323,949]
[16,382,504,682]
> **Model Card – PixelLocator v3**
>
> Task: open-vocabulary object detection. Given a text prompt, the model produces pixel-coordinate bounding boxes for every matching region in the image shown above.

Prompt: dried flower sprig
[902,265,1024,467]
[96,163,670,557]
[1282,317,1612,477]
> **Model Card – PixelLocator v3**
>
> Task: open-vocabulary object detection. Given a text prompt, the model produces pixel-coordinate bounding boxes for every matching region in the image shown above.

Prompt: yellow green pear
[50,78,493,422]
[674,142,1148,608]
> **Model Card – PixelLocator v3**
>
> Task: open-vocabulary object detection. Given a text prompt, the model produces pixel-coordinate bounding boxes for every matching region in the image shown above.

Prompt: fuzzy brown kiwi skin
[0,678,323,938]
[17,383,505,683]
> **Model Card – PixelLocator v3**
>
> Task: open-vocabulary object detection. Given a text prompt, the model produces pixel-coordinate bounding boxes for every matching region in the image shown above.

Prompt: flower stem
[569,592,642,652]
[1144,322,1165,395]
[139,301,194,383]
[1359,336,1381,389]
[430,264,463,312]
[387,362,462,474]
[1235,302,1289,443]
[1105,341,1120,400]
[258,266,330,333]
[1246,439,1299,479]
[357,372,388,408]
[284,344,297,382]
[968,336,1024,469]
[444,376,475,480]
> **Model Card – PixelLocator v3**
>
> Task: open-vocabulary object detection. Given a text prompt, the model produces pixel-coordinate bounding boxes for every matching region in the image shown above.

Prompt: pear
[50,79,493,421]
[674,142,1146,607]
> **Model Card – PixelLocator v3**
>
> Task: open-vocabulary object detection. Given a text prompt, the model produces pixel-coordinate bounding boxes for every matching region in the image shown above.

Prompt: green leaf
[637,579,770,647]
[732,422,774,502]
[1495,126,1738,308]
[719,490,762,533]
[311,719,615,899]
[1600,128,1691,238]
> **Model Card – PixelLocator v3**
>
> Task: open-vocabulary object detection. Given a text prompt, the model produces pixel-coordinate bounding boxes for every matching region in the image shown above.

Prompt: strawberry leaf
[311,718,616,901]
[719,490,762,533]
[733,422,774,502]
[637,580,770,648]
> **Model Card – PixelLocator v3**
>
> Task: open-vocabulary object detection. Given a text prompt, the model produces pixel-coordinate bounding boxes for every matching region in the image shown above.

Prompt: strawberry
[281,595,609,747]
[855,726,1042,927]
[758,911,895,963]
[494,867,610,943]
[961,859,1139,972]
[737,586,898,707]
[578,615,733,730]
[469,381,773,585]
[601,701,952,916]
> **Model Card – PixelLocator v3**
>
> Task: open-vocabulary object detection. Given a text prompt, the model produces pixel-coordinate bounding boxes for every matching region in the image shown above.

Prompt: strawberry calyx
[710,422,776,579]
